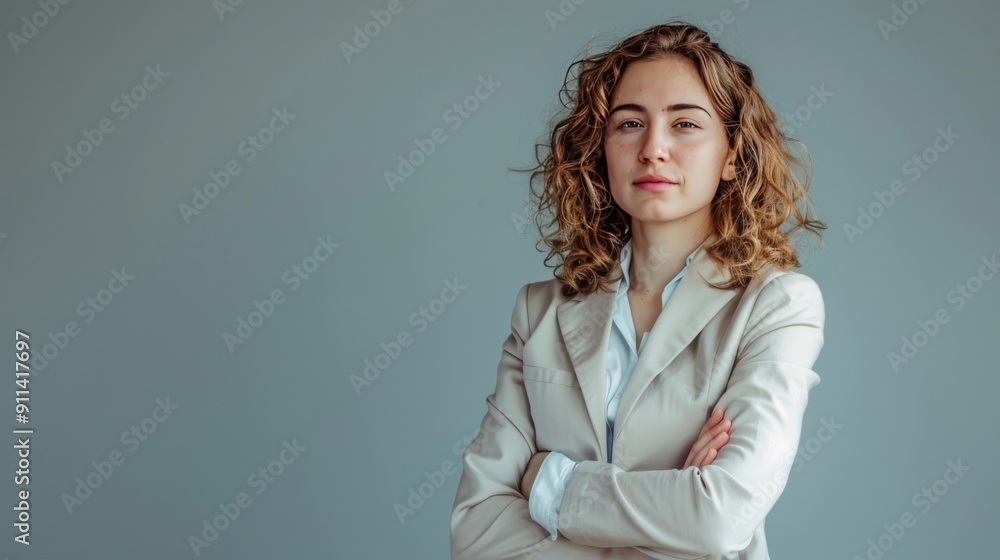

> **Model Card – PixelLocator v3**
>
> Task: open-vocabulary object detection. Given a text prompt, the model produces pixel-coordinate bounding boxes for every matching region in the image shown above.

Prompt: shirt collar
[617,237,705,303]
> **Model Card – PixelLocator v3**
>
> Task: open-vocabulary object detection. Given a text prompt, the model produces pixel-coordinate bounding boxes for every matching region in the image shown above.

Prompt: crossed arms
[449,274,825,559]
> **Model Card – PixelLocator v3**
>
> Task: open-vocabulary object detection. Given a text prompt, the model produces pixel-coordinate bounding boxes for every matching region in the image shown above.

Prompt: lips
[635,173,678,185]
[634,173,678,192]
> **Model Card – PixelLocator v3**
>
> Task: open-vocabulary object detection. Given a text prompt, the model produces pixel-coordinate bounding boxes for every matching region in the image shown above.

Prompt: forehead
[611,56,711,105]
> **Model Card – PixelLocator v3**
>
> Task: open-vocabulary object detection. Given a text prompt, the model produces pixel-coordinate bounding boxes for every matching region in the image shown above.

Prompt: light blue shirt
[527,237,704,540]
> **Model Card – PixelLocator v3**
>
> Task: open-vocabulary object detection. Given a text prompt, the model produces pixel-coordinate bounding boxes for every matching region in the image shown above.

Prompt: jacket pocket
[521,364,590,453]
[522,364,580,387]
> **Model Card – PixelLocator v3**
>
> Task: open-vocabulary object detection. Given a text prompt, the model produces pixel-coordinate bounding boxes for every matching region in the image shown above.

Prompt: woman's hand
[683,408,732,469]
[519,451,551,501]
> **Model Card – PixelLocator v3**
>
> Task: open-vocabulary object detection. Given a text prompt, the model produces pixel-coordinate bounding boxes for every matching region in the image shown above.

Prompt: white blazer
[449,232,826,559]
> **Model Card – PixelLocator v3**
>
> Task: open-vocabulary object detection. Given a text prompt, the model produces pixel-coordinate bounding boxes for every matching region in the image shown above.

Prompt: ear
[721,147,737,182]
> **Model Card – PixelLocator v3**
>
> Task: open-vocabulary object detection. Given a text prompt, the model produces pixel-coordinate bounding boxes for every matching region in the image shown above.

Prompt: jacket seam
[486,395,534,455]
[734,271,790,366]
[525,282,533,339]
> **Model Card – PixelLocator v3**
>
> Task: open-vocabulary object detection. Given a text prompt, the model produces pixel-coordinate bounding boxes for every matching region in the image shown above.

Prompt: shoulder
[506,278,575,335]
[731,268,825,368]
[752,267,822,299]
[767,269,822,304]
[509,277,573,309]
[742,268,825,327]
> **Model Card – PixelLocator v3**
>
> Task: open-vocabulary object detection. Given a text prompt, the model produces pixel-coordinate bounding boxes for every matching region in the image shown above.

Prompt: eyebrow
[608,102,712,119]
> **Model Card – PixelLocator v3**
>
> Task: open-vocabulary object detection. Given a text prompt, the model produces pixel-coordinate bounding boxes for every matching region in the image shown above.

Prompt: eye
[616,119,641,129]
[676,121,699,129]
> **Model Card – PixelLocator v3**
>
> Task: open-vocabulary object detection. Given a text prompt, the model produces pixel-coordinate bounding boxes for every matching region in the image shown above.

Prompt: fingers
[705,431,729,464]
[684,409,724,466]
[702,448,718,468]
[690,417,732,460]
[692,446,717,469]
[696,409,725,445]
[684,411,732,469]
[687,445,708,470]
[691,430,728,468]
[702,408,723,433]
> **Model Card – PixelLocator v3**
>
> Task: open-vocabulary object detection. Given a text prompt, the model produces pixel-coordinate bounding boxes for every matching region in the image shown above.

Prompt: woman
[451,22,826,560]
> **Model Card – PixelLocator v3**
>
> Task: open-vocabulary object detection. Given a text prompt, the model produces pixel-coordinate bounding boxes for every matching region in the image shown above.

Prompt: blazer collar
[555,232,739,462]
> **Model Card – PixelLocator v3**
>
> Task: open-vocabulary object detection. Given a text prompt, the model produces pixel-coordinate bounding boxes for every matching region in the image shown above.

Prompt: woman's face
[603,56,736,231]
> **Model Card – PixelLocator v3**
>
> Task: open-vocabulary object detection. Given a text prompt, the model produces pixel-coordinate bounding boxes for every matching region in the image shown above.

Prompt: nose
[639,124,671,163]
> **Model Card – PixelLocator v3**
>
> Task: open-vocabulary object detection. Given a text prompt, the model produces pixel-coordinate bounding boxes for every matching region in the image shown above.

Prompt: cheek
[604,140,632,172]
[676,144,724,172]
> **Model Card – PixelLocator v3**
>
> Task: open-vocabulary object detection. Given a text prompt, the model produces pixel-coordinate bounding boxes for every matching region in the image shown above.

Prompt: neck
[627,221,712,295]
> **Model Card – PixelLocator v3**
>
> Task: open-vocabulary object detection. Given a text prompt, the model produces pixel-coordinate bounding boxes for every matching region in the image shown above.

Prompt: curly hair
[512,21,826,298]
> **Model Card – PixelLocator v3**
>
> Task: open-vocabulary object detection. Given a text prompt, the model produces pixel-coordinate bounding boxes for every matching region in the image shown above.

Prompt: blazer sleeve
[555,273,826,559]
[449,283,613,560]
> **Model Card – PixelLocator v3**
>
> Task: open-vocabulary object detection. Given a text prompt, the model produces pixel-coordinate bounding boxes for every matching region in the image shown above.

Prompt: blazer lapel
[557,233,739,460]
[557,280,617,463]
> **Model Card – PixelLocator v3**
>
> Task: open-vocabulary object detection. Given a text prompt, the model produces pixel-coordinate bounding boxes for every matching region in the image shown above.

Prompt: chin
[629,210,685,224]
[628,201,691,221]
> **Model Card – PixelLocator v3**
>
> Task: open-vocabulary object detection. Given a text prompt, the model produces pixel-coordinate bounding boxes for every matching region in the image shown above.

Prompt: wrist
[522,451,550,498]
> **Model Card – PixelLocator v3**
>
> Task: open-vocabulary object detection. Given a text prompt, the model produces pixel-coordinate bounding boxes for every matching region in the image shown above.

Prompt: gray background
[1,0,996,558]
